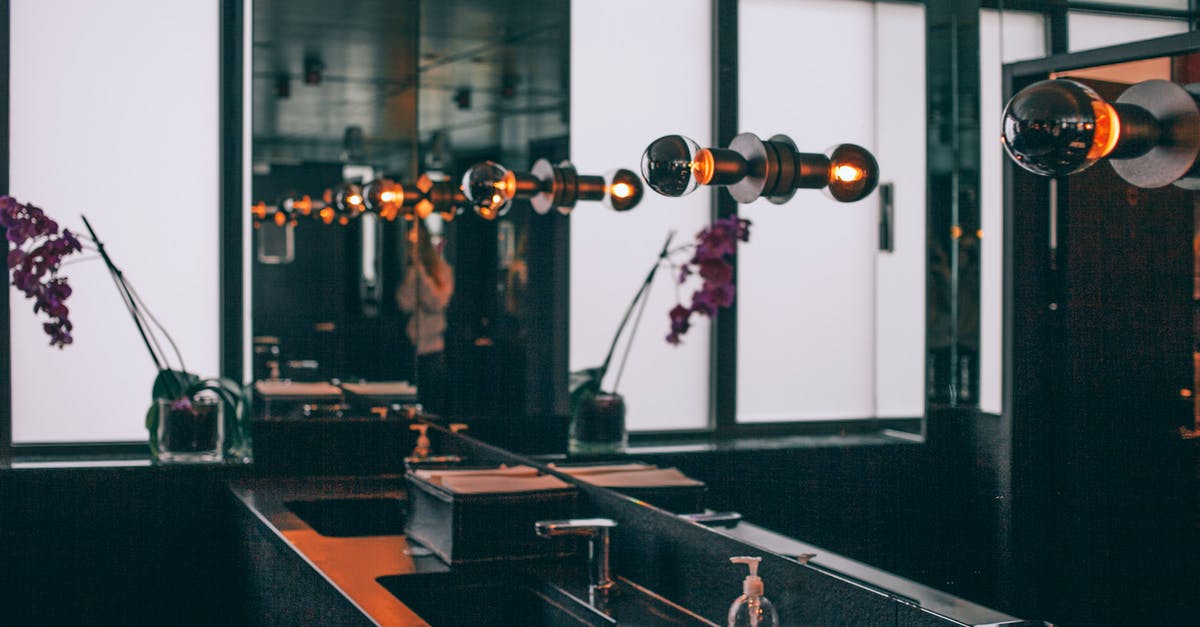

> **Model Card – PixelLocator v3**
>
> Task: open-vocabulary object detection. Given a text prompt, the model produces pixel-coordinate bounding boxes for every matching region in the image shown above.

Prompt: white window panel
[1068,11,1188,52]
[570,0,712,431]
[9,0,220,442]
[980,10,1045,415]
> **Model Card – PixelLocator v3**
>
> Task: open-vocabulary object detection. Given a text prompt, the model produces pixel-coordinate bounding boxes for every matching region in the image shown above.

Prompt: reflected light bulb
[319,206,335,224]
[462,161,513,219]
[641,135,702,197]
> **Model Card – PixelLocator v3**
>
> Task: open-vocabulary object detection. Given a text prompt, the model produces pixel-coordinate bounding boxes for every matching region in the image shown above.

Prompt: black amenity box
[403,472,579,565]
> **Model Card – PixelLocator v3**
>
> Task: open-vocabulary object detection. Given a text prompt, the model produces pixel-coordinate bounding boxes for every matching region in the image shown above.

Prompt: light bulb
[1001,79,1120,177]
[825,144,879,203]
[364,179,407,221]
[641,135,703,197]
[271,196,294,227]
[603,168,644,212]
[462,161,513,219]
[333,183,366,223]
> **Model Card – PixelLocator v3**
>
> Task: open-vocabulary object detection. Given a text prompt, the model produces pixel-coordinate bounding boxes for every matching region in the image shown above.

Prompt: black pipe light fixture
[460,159,645,220]
[1002,78,1200,188]
[640,133,880,204]
[413,173,466,222]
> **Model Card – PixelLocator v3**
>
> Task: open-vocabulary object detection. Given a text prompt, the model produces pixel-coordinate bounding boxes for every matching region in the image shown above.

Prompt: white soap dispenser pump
[728,556,779,627]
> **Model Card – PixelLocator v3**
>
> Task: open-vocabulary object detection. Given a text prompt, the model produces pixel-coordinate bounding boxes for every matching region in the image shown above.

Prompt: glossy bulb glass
[462,161,512,219]
[333,183,365,224]
[641,135,702,197]
[825,144,879,203]
[603,168,644,211]
[1002,79,1119,177]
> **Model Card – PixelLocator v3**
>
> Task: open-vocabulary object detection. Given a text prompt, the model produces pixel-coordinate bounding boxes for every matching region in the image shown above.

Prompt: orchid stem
[81,215,186,400]
[599,231,675,390]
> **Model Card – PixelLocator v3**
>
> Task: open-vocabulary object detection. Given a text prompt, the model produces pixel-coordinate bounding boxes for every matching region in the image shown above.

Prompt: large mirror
[250,0,569,417]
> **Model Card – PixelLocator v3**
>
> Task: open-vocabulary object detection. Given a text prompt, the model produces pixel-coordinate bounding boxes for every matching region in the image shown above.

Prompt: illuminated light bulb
[364,179,408,221]
[476,204,498,221]
[641,134,703,197]
[603,168,644,212]
[332,183,366,224]
[461,161,513,219]
[293,195,314,216]
[692,148,716,185]
[832,164,864,183]
[824,143,880,203]
[950,225,963,239]
[319,206,335,224]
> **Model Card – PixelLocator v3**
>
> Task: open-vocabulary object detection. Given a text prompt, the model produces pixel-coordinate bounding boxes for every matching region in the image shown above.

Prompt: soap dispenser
[728,556,779,627]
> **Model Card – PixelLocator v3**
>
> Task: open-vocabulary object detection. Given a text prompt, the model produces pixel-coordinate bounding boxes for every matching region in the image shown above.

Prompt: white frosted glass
[980,10,1045,416]
[570,0,711,431]
[9,0,221,442]
[737,0,878,422]
[872,3,926,419]
[1068,12,1188,52]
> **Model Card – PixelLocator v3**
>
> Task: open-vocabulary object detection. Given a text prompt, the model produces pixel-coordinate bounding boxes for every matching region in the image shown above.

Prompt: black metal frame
[220,0,245,384]
[711,0,739,435]
[1,0,10,465]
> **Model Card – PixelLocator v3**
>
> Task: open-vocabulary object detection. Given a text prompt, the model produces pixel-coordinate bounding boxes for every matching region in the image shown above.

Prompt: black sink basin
[377,575,597,626]
[285,497,405,537]
[377,573,717,626]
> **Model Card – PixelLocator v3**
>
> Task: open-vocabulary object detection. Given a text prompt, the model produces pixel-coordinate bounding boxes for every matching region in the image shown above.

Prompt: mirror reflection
[250,0,568,416]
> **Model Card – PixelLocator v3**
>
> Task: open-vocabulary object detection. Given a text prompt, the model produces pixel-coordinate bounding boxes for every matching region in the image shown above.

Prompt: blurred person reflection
[397,218,454,415]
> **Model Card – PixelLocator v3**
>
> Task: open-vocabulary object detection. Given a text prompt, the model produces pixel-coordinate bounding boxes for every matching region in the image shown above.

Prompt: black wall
[0,466,250,626]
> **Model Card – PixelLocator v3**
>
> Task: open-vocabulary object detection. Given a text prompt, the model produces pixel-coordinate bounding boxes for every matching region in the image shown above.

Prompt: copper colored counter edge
[228,476,440,627]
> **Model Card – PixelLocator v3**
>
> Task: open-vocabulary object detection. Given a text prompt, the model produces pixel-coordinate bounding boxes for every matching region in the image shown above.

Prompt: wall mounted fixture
[363,178,421,221]
[1002,78,1200,189]
[414,173,465,221]
[640,133,880,204]
[461,159,645,220]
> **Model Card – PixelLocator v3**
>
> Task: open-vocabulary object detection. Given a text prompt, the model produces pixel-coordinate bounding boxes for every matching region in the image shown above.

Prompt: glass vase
[569,392,627,455]
[156,396,224,463]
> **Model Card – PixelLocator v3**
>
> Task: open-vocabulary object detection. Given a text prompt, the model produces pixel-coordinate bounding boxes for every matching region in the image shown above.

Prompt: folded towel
[413,465,541,485]
[439,474,571,494]
[341,381,417,397]
[576,467,704,488]
[551,462,656,476]
[254,381,342,398]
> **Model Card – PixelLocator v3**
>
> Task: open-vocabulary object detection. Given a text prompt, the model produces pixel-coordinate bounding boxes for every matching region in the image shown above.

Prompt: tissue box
[403,469,578,565]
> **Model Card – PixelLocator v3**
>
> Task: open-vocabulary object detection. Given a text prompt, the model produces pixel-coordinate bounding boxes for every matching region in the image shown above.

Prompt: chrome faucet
[535,518,618,603]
